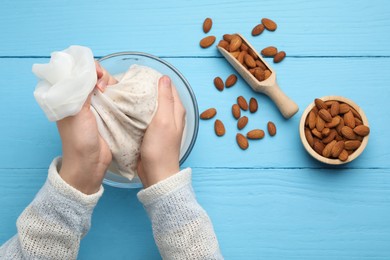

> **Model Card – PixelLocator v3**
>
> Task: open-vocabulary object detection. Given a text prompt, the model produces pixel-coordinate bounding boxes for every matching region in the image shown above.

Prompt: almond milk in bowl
[98,52,199,188]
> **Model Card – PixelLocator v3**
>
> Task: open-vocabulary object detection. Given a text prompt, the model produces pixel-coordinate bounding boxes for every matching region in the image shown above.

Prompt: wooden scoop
[217,33,299,119]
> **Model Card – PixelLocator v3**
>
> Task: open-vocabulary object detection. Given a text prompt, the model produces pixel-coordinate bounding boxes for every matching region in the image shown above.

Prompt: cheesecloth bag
[32,45,159,180]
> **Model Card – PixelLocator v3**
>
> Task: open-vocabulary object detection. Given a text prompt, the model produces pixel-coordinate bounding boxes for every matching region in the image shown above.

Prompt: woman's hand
[57,61,118,194]
[137,76,186,188]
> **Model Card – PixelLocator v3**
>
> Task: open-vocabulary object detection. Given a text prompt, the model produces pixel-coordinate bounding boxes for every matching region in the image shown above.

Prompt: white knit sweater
[0,158,223,259]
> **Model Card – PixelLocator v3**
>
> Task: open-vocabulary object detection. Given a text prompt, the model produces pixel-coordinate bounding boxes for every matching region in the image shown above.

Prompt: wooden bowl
[299,96,369,165]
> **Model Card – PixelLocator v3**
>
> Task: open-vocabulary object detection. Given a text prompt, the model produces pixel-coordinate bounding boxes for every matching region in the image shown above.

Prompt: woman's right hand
[137,76,186,188]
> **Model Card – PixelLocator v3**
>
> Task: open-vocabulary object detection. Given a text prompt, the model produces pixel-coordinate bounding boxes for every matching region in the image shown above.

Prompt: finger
[155,76,175,119]
[95,61,104,78]
[171,83,186,130]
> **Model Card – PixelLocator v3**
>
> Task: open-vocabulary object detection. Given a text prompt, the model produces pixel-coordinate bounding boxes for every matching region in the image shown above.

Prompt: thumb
[156,76,174,117]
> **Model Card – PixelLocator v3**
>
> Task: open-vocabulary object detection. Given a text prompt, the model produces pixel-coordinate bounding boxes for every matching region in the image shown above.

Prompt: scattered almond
[203,18,213,33]
[249,98,258,113]
[232,104,241,119]
[237,116,249,130]
[252,24,265,36]
[237,96,249,111]
[261,46,278,57]
[273,51,286,63]
[225,74,238,88]
[267,121,277,136]
[236,133,249,150]
[214,119,225,136]
[200,108,217,120]
[200,36,216,48]
[261,18,277,31]
[247,129,265,140]
[214,77,224,91]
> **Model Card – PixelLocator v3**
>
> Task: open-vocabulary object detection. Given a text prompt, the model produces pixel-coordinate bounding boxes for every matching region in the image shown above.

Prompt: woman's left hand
[57,61,117,194]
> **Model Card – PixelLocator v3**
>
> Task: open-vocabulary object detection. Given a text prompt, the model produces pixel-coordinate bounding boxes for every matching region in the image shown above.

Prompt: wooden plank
[0,57,388,169]
[0,0,390,56]
[1,168,389,259]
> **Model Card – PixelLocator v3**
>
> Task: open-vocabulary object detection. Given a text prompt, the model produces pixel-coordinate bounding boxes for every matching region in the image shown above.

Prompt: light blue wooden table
[1,1,389,259]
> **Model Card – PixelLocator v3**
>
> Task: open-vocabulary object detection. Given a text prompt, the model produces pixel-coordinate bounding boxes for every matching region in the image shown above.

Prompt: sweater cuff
[137,168,191,206]
[48,157,104,208]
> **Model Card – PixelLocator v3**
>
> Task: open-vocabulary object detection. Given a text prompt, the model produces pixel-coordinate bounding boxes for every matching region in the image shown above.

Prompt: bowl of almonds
[299,96,370,165]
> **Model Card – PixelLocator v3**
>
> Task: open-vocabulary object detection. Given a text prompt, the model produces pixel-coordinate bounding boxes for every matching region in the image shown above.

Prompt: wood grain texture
[0,0,390,56]
[0,57,388,169]
[1,168,389,259]
[1,0,390,259]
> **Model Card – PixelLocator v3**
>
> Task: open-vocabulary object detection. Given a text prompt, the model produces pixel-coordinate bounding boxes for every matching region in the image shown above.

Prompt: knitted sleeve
[137,168,223,260]
[0,157,103,260]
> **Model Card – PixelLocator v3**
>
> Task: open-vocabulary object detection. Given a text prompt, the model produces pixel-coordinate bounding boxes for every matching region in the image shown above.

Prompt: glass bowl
[98,52,199,188]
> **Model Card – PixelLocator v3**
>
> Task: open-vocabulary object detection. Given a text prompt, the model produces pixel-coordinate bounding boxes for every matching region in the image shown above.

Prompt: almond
[305,128,314,147]
[218,40,229,51]
[240,43,249,52]
[336,117,345,135]
[311,128,322,139]
[237,116,249,130]
[338,149,349,161]
[264,70,272,79]
[316,116,325,132]
[354,117,363,126]
[247,129,265,140]
[237,51,246,64]
[213,76,224,91]
[341,126,357,140]
[200,36,216,48]
[203,18,212,33]
[229,35,242,52]
[315,98,328,110]
[252,24,265,36]
[223,34,233,42]
[230,51,240,59]
[322,129,337,144]
[236,133,249,150]
[345,140,361,150]
[237,96,248,111]
[214,119,225,136]
[318,109,332,123]
[232,104,241,119]
[225,74,238,88]
[249,98,258,113]
[244,54,256,68]
[351,107,362,120]
[255,60,267,70]
[313,141,325,155]
[261,46,278,57]
[322,128,330,137]
[330,102,340,117]
[331,141,345,158]
[248,48,258,59]
[325,116,341,128]
[343,111,355,129]
[267,121,277,136]
[261,18,277,31]
[273,51,286,63]
[339,103,350,114]
[322,140,337,158]
[308,110,317,130]
[200,108,217,119]
[254,69,265,81]
[353,125,370,137]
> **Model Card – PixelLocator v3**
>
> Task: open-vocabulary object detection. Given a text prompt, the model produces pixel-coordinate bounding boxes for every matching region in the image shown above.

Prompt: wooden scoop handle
[264,82,299,119]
